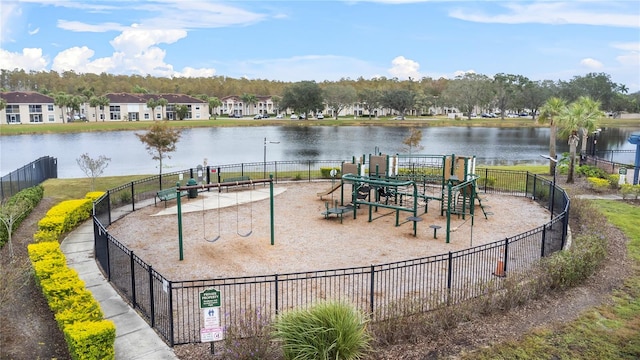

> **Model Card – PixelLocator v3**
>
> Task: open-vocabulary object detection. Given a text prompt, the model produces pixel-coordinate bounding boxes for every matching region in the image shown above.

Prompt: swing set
[175,176,275,261]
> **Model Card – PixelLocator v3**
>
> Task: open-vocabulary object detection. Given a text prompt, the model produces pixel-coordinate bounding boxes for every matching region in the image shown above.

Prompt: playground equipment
[176,176,275,261]
[319,152,490,242]
[342,173,422,236]
[236,189,253,237]
[202,193,221,243]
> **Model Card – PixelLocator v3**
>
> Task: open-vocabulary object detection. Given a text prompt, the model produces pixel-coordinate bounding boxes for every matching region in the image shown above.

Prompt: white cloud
[28,26,39,36]
[110,27,187,54]
[388,56,422,79]
[58,20,127,32]
[175,67,216,78]
[0,2,21,43]
[450,2,640,28]
[453,69,476,78]
[580,58,604,69]
[0,48,48,71]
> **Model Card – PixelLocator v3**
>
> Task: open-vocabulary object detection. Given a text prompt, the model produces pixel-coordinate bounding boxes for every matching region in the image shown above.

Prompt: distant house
[0,91,209,124]
[220,95,275,117]
[0,91,57,124]
[104,93,208,121]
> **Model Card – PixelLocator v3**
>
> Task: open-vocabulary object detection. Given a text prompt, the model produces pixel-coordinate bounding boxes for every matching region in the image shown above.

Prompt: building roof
[105,93,205,104]
[0,91,54,103]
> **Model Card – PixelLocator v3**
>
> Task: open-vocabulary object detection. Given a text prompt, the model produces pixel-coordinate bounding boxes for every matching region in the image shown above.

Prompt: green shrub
[577,165,609,179]
[477,176,497,189]
[0,185,44,247]
[620,184,640,199]
[64,320,116,360]
[273,301,372,360]
[586,177,609,192]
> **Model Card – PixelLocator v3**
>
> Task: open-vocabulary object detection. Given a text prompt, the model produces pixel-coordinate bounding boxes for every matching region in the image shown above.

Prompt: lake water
[2,125,639,178]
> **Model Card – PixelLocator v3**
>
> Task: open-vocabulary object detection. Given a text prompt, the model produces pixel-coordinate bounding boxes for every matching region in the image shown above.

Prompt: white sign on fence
[200,327,224,342]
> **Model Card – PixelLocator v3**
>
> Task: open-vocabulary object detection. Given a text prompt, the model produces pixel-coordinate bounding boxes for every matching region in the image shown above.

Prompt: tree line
[1,69,638,120]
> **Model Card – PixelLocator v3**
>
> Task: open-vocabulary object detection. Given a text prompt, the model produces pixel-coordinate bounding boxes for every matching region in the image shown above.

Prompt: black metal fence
[92,161,569,346]
[1,156,57,200]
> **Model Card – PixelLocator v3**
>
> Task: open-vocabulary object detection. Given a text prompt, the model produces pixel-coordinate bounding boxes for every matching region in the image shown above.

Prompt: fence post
[149,266,155,328]
[540,225,546,258]
[446,251,453,305]
[131,182,136,212]
[274,274,279,314]
[168,280,174,347]
[369,265,375,316]
[308,161,312,181]
[503,238,509,274]
[131,251,137,307]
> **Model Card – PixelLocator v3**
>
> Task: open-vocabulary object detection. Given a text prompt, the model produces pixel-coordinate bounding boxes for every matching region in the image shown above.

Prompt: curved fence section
[92,161,569,346]
[1,156,57,200]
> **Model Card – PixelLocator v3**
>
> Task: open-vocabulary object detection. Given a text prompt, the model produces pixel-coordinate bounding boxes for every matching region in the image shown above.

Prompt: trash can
[187,178,198,198]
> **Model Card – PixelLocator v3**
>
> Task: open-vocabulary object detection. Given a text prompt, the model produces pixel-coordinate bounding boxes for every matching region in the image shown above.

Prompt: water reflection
[1,126,638,178]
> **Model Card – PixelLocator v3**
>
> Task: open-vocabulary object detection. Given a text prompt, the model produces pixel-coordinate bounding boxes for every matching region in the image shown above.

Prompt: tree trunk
[567,133,579,183]
[549,122,557,175]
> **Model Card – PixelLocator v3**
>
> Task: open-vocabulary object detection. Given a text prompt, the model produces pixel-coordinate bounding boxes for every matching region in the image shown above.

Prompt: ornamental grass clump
[273,301,372,360]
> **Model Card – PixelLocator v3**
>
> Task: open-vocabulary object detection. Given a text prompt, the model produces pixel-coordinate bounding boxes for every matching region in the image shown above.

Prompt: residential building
[0,92,209,124]
[0,91,58,124]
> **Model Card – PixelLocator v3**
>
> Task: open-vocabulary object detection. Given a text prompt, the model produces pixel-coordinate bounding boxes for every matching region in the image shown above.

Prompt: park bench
[221,176,253,190]
[155,187,187,207]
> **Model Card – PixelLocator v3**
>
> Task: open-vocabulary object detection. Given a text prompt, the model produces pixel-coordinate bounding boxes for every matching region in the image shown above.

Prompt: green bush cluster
[477,176,497,189]
[577,165,609,179]
[586,177,610,192]
[620,184,640,199]
[28,241,115,360]
[33,192,104,242]
[273,301,372,360]
[0,185,43,247]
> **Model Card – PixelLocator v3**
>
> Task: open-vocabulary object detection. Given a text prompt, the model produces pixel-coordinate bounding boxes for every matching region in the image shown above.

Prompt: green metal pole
[270,174,275,246]
[176,182,184,260]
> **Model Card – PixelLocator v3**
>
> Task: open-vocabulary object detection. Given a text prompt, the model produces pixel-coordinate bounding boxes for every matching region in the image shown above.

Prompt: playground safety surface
[107,181,551,281]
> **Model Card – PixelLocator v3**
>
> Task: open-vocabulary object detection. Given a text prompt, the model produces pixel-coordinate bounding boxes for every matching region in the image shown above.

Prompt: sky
[0,0,639,92]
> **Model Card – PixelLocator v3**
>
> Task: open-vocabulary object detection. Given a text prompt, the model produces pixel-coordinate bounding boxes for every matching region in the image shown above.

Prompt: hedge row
[28,191,115,360]
[34,191,104,242]
[0,185,44,248]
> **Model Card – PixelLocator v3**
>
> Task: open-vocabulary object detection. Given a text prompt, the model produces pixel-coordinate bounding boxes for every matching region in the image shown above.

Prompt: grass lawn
[462,200,640,360]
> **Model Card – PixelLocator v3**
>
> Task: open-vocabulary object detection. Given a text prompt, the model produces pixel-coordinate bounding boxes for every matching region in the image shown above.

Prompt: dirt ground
[0,178,634,360]
[107,182,550,280]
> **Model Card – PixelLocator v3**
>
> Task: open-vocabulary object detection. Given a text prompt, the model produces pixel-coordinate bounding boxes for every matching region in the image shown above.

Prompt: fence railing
[92,161,569,346]
[1,156,57,200]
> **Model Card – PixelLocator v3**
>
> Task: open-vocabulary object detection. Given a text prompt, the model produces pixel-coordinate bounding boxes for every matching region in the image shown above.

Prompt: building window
[109,105,121,120]
[128,112,138,121]
[144,113,150,120]
[195,105,200,110]
[48,105,54,111]
[48,115,55,122]
[29,104,42,113]
[6,105,19,113]
[6,114,20,123]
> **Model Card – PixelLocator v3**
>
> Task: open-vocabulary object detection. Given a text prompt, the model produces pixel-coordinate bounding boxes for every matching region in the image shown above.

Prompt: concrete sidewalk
[60,221,178,360]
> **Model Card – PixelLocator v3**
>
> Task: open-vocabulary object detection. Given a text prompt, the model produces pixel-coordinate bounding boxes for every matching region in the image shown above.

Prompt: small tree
[402,128,424,155]
[0,200,29,259]
[136,121,182,180]
[76,153,111,191]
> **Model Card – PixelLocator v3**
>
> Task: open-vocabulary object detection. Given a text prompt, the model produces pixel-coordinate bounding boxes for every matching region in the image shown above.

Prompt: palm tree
[558,97,602,183]
[146,98,159,120]
[98,96,110,121]
[54,92,69,123]
[157,98,168,120]
[538,97,567,176]
[575,96,604,156]
[208,97,222,119]
[240,93,258,116]
[89,96,101,122]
